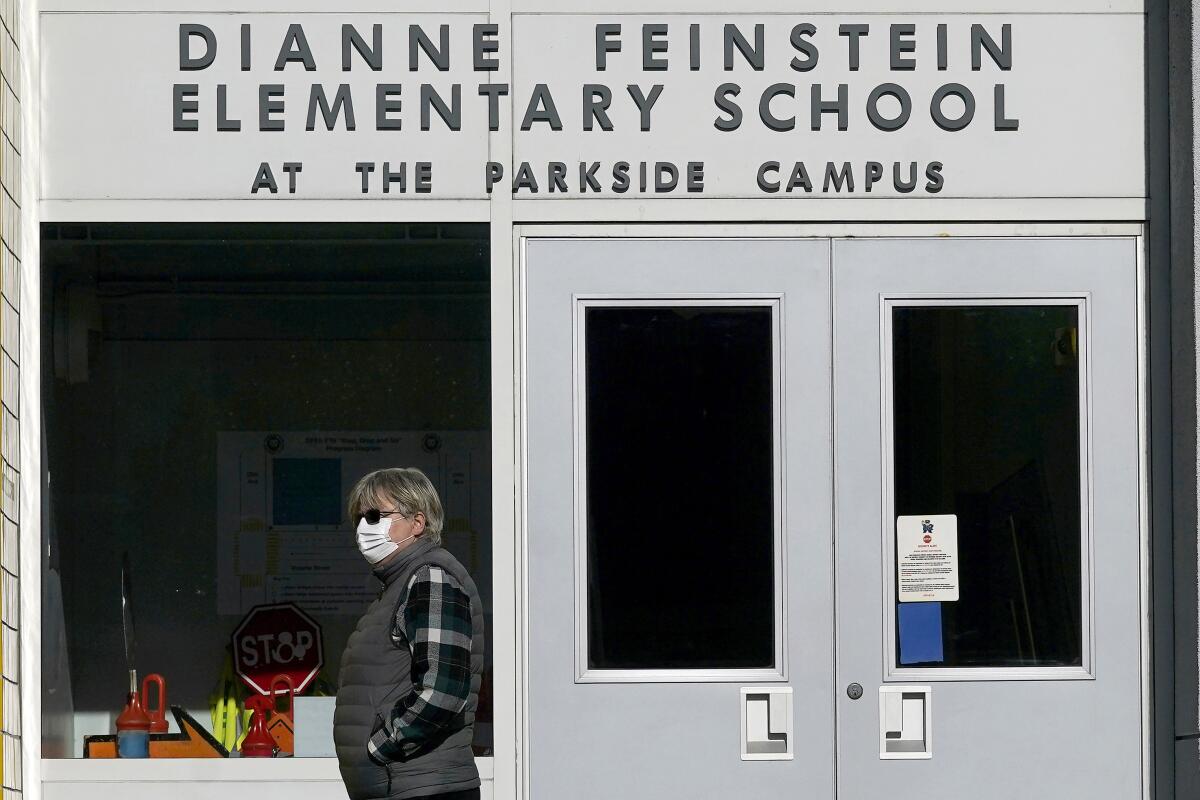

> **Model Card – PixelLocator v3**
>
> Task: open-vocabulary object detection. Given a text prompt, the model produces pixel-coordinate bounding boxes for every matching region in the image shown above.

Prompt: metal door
[523,238,834,799]
[833,237,1142,798]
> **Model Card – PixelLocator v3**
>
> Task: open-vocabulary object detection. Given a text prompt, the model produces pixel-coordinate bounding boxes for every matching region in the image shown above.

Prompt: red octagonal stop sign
[232,603,324,696]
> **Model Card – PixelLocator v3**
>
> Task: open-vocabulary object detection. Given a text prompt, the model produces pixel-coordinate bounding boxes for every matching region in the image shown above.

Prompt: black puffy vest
[334,538,485,800]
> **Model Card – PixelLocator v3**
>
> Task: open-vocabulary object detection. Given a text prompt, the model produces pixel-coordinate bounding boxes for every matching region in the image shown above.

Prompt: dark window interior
[893,304,1083,668]
[40,223,493,756]
[585,306,775,670]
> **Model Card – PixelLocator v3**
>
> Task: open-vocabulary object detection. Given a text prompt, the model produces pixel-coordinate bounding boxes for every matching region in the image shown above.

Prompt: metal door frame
[570,295,789,685]
[878,294,1096,683]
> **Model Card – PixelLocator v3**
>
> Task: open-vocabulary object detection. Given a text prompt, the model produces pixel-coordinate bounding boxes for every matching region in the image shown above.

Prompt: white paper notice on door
[896,515,960,602]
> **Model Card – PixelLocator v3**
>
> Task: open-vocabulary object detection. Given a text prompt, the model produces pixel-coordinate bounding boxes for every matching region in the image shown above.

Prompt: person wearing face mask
[334,467,484,800]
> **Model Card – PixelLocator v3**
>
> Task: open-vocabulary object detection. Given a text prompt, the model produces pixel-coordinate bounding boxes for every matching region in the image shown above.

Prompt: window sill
[42,756,495,783]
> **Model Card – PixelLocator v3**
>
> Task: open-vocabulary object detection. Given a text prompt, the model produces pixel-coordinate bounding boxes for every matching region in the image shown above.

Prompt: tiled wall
[0,0,19,797]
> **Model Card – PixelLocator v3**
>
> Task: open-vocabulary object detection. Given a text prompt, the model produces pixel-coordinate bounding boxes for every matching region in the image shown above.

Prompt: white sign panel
[510,14,1143,200]
[41,12,1142,202]
[42,14,492,200]
[896,514,959,602]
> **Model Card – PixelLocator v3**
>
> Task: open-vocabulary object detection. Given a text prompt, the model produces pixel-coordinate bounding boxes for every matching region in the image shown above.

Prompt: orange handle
[141,674,168,734]
[269,674,295,722]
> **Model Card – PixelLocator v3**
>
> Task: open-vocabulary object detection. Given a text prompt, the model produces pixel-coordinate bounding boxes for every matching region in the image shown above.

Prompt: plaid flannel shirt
[367,564,475,763]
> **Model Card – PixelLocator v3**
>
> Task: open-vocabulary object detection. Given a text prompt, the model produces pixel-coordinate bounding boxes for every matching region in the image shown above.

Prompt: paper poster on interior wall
[216,431,490,616]
[896,514,959,603]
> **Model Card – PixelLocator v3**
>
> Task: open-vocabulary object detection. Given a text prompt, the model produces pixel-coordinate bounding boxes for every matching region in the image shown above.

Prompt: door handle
[740,687,793,761]
[878,685,932,759]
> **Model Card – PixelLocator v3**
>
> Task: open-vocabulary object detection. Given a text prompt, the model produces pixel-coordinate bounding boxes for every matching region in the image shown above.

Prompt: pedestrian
[334,467,484,800]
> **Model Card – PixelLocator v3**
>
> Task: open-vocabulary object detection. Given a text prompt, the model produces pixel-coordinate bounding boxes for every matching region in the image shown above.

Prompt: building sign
[41,12,1142,201]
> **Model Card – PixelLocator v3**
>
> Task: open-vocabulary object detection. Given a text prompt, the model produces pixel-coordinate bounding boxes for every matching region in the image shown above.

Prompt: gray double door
[523,237,1142,799]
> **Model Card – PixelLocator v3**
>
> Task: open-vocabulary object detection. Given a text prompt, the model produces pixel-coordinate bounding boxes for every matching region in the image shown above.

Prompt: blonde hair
[347,467,445,544]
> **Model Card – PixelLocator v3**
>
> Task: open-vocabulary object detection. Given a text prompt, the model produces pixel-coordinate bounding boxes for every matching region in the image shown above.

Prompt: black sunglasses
[356,508,407,526]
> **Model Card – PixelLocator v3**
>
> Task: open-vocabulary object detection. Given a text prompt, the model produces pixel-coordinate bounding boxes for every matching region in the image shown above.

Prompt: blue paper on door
[898,602,944,665]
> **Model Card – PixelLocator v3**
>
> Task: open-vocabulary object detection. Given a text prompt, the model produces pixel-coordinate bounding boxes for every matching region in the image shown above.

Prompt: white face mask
[355,514,419,565]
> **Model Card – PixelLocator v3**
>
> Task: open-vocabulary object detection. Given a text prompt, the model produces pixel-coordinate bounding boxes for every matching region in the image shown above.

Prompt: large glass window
[891,303,1083,669]
[584,305,775,671]
[40,223,492,757]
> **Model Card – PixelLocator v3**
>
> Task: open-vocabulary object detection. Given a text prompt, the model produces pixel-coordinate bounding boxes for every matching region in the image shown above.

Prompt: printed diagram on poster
[896,515,959,602]
[217,431,490,616]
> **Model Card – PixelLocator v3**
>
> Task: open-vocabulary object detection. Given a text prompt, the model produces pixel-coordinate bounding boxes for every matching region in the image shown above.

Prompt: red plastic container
[240,696,277,758]
[115,691,151,758]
